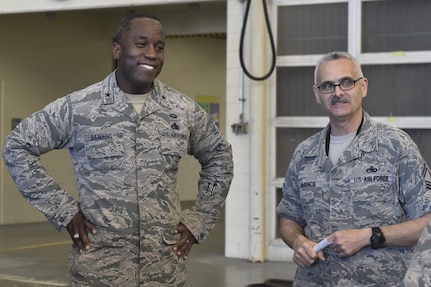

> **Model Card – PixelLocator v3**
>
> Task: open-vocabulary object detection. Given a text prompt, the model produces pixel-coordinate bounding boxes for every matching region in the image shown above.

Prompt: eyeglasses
[317,77,364,94]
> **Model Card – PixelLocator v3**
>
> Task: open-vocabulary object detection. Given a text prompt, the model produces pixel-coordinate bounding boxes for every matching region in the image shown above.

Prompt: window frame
[268,0,431,258]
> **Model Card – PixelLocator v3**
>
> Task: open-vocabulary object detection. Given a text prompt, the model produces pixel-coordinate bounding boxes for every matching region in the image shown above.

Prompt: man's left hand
[172,222,197,260]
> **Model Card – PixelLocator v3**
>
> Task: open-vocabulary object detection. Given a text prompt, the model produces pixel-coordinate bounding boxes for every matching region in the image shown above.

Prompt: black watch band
[370,227,385,249]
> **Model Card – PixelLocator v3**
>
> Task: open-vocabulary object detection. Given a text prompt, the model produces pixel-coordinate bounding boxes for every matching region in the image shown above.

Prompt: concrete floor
[0,209,296,287]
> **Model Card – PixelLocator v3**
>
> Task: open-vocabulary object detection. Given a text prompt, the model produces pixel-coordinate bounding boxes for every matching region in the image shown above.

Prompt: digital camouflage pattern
[2,71,234,287]
[276,111,431,287]
[404,219,431,287]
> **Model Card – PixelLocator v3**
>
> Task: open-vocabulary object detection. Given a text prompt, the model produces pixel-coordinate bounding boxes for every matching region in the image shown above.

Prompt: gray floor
[0,207,296,287]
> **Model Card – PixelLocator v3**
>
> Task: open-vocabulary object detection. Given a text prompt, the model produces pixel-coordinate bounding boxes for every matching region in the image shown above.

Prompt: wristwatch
[370,227,385,249]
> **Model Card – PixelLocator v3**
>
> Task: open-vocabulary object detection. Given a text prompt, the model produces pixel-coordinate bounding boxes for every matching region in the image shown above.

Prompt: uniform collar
[99,71,164,118]
[305,111,377,166]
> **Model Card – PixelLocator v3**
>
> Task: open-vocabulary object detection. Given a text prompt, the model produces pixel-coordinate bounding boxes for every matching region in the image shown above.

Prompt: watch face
[372,235,383,245]
[371,228,385,248]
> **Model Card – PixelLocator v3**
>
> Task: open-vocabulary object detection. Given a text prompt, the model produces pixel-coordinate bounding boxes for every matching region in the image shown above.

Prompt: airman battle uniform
[276,111,431,287]
[2,71,234,286]
[404,218,431,287]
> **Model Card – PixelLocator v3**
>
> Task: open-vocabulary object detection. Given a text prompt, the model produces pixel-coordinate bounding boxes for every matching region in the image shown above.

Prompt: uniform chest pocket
[160,134,188,171]
[350,173,394,201]
[298,178,330,228]
[350,173,395,226]
[85,133,125,170]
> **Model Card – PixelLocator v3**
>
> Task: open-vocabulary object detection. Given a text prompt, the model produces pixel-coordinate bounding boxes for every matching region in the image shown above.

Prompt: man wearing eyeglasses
[276,51,431,286]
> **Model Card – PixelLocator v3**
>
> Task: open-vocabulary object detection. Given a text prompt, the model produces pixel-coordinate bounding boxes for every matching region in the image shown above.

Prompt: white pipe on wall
[248,0,268,263]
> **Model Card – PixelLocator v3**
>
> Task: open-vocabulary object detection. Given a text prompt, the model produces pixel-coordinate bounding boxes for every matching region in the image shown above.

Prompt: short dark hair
[114,13,162,44]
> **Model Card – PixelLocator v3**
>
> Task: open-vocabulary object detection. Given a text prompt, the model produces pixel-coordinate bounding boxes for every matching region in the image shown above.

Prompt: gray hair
[314,51,363,84]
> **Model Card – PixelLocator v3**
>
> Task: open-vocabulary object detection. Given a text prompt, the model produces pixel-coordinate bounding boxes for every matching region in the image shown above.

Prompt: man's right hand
[293,237,326,267]
[66,210,97,252]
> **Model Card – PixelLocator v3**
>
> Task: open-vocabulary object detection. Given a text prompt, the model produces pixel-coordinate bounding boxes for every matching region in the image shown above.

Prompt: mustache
[331,96,349,105]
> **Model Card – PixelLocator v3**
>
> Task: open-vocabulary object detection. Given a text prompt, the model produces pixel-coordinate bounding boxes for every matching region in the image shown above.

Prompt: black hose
[239,0,277,81]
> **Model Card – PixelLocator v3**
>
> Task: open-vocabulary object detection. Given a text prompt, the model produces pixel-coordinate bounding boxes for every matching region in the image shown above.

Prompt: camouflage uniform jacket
[404,218,431,287]
[2,71,234,287]
[276,111,431,287]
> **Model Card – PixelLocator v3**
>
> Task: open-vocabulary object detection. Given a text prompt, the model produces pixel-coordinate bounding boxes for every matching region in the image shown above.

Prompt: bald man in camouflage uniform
[404,219,431,287]
[276,51,431,286]
[2,14,233,287]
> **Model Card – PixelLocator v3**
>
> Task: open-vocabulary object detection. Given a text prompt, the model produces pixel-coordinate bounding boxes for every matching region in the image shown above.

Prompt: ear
[360,77,368,99]
[313,85,322,104]
[112,42,121,60]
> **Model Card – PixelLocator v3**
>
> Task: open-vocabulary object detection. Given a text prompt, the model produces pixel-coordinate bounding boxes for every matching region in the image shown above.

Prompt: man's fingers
[84,218,97,234]
[71,235,84,252]
[66,211,97,252]
[70,231,90,252]
[179,240,193,259]
[172,236,195,259]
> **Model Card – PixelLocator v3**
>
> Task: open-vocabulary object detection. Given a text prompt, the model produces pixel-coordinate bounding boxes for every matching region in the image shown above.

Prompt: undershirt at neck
[328,132,356,165]
[125,92,150,114]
